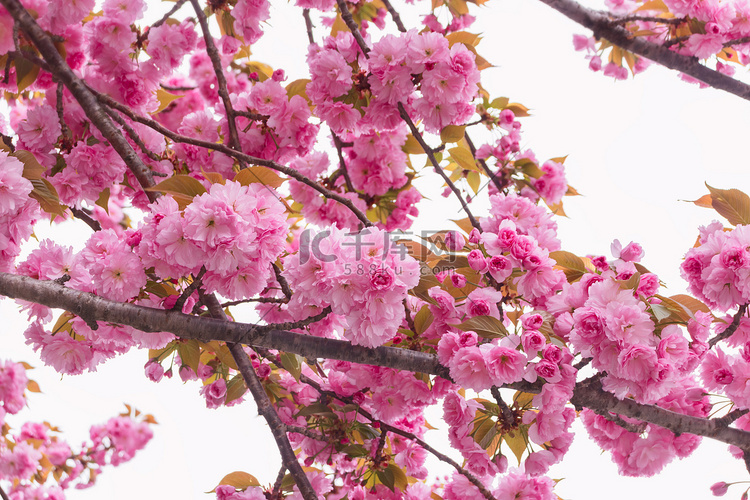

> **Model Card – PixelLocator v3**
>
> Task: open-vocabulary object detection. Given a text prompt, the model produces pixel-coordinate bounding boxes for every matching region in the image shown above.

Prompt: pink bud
[469,228,481,244]
[450,272,467,288]
[444,231,466,251]
[710,482,729,496]
[467,249,488,273]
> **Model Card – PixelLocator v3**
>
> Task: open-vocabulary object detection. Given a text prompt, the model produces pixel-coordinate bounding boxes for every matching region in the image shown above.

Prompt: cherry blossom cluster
[307,29,480,134]
[0,153,38,273]
[283,226,420,347]
[682,222,750,312]
[138,180,289,300]
[581,378,708,476]
[1,360,154,498]
[475,193,565,305]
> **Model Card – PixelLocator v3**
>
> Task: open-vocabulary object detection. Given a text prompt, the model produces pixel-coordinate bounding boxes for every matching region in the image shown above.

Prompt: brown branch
[189,0,241,153]
[221,297,289,307]
[102,105,162,162]
[272,263,293,300]
[160,83,196,92]
[709,304,748,347]
[272,465,287,497]
[714,408,750,428]
[56,81,71,139]
[296,372,496,500]
[229,343,318,500]
[152,0,188,29]
[611,14,685,26]
[0,0,158,201]
[172,267,206,312]
[93,92,372,227]
[256,306,332,332]
[331,133,356,193]
[724,36,750,48]
[303,9,315,45]
[397,103,481,231]
[4,273,750,453]
[536,0,750,101]
[381,0,407,33]
[335,0,370,56]
[491,386,515,427]
[465,132,504,193]
[0,484,9,500]
[69,207,102,232]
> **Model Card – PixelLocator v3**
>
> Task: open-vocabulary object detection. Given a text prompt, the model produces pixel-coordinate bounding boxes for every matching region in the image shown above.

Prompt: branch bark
[536,0,750,101]
[3,272,750,452]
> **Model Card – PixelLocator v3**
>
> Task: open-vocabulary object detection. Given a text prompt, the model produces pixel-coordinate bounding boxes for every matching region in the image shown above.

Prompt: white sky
[3,0,750,499]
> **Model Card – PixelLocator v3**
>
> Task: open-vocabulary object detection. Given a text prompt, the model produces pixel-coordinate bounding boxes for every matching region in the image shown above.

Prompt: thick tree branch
[0,0,158,200]
[536,0,750,101]
[229,343,317,500]
[3,273,750,452]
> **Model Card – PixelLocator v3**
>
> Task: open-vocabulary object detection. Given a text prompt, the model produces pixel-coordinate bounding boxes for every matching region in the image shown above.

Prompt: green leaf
[177,339,201,374]
[29,178,65,217]
[489,97,509,109]
[15,58,40,93]
[95,187,110,213]
[549,250,588,283]
[454,315,509,339]
[448,146,479,172]
[503,428,528,465]
[279,352,303,382]
[403,134,425,155]
[233,166,284,188]
[145,175,206,209]
[440,125,466,144]
[13,150,46,180]
[225,375,247,403]
[294,403,336,418]
[286,79,311,104]
[706,183,750,226]
[413,305,434,335]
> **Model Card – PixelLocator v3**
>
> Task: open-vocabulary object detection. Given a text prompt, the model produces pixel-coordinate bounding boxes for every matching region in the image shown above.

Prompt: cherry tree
[1,0,750,499]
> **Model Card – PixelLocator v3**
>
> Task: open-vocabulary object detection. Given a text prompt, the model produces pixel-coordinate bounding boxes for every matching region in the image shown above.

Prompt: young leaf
[233,166,284,188]
[706,184,750,226]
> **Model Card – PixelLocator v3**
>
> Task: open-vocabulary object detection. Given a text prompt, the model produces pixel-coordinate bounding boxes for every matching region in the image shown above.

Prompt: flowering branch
[0,0,159,200]
[91,91,372,227]
[3,273,750,454]
[536,0,750,101]
[709,303,748,348]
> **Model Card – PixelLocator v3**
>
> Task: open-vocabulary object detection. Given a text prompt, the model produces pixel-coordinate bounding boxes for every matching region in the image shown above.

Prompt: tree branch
[229,343,318,500]
[0,0,158,200]
[94,94,371,227]
[709,304,748,348]
[535,0,750,101]
[3,273,750,452]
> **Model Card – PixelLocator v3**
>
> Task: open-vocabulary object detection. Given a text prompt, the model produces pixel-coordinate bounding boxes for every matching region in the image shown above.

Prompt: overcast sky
[3,0,750,499]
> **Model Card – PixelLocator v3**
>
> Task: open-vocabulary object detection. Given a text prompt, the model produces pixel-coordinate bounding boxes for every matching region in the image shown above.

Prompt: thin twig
[491,386,515,427]
[152,0,188,29]
[714,408,750,428]
[92,90,372,227]
[256,306,332,333]
[172,267,206,312]
[594,409,648,434]
[189,0,241,152]
[335,0,370,55]
[465,132,504,192]
[381,0,407,32]
[332,133,356,193]
[303,9,315,45]
[104,106,162,162]
[70,207,102,232]
[221,297,289,307]
[160,83,196,92]
[56,81,71,139]
[272,263,293,300]
[229,343,318,500]
[397,103,481,231]
[0,484,10,500]
[709,304,748,347]
[272,465,287,497]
